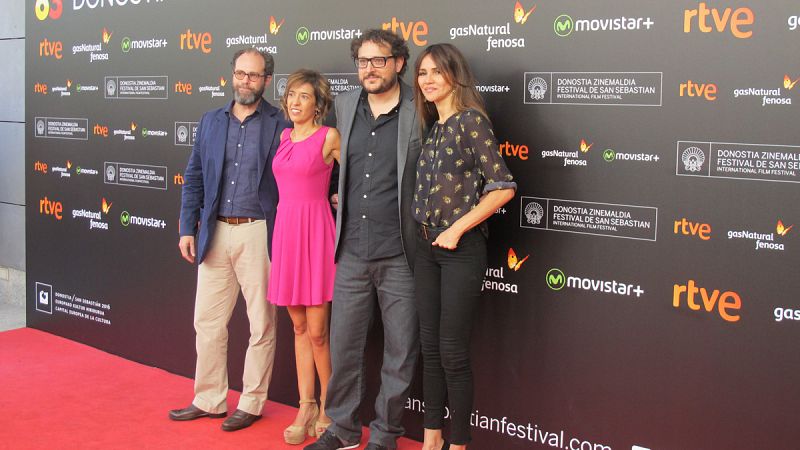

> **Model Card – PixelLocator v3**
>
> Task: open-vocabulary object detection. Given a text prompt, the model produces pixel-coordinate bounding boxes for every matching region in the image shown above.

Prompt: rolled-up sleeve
[461,111,517,194]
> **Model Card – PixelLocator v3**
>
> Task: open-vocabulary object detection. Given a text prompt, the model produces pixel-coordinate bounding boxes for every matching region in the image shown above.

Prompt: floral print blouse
[413,109,516,228]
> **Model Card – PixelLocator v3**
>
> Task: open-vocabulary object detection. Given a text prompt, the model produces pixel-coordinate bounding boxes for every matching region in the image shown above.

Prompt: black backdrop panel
[26,1,800,449]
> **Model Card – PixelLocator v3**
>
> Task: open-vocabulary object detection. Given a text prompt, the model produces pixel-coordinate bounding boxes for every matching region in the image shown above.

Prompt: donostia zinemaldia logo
[121,37,131,53]
[296,27,310,45]
[546,268,566,291]
[527,77,547,101]
[106,78,117,96]
[277,77,288,97]
[120,210,131,226]
[177,125,189,143]
[554,14,574,37]
[105,164,116,182]
[524,201,544,225]
[682,146,706,172]
[36,119,46,135]
[603,149,616,162]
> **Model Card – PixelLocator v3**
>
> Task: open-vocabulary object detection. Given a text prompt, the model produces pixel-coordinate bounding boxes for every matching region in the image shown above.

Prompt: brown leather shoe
[168,404,226,421]
[221,409,262,431]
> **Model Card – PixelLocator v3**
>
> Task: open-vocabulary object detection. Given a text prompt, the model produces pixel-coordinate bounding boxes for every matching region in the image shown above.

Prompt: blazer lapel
[396,82,415,191]
[209,109,229,205]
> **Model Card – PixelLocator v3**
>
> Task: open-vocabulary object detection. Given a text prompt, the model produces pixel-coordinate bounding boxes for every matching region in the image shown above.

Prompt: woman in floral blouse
[412,43,516,450]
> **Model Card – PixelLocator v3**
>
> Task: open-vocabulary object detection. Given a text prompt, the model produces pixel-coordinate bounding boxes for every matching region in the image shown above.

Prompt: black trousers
[413,227,487,445]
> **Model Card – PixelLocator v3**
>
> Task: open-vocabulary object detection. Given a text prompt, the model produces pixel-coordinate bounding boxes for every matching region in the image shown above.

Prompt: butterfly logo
[777,220,793,236]
[101,198,113,214]
[514,1,536,25]
[270,16,285,35]
[507,248,529,271]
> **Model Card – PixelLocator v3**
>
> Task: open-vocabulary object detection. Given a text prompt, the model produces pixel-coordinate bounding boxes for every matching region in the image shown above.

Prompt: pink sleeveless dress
[267,126,336,306]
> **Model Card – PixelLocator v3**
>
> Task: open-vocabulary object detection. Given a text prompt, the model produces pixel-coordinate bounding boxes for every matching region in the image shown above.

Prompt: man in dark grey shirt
[306,29,421,450]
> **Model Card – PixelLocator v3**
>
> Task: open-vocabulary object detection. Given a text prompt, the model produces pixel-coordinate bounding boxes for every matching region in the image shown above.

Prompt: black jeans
[413,226,487,445]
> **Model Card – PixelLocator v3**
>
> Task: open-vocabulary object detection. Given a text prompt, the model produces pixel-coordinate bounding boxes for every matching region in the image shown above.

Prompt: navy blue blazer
[179,99,290,264]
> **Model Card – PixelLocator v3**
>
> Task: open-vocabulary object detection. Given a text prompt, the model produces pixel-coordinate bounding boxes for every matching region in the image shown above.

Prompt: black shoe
[220,409,261,431]
[303,430,360,450]
[168,404,226,421]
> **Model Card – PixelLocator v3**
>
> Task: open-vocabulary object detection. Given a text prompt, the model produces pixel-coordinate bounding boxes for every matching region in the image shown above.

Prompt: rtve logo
[679,80,717,101]
[499,141,529,161]
[382,17,429,46]
[673,280,742,322]
[34,82,48,95]
[173,172,185,185]
[39,196,63,220]
[179,29,212,54]
[175,81,193,95]
[39,38,63,59]
[683,3,755,39]
[93,123,108,137]
[35,0,63,21]
[34,160,48,174]
[673,218,711,240]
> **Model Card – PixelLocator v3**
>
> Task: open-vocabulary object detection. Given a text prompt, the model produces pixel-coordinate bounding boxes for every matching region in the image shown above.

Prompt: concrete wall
[0,0,26,307]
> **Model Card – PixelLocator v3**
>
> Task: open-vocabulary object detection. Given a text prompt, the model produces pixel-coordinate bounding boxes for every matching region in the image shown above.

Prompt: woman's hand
[432,227,462,250]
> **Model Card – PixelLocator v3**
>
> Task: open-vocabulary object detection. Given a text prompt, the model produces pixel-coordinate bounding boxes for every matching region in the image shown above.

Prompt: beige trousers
[192,220,276,416]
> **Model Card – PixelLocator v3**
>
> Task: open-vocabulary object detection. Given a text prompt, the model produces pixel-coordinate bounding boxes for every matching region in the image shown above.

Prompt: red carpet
[0,328,419,450]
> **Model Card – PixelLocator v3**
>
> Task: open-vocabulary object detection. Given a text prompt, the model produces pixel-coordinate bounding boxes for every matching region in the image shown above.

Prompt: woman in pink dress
[267,69,340,445]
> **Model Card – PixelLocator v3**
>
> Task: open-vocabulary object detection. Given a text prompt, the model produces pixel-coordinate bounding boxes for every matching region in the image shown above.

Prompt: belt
[217,216,258,225]
[418,223,448,241]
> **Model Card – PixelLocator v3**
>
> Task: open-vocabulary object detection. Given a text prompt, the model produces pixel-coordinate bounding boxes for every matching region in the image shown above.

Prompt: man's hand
[178,235,196,263]
[330,193,339,210]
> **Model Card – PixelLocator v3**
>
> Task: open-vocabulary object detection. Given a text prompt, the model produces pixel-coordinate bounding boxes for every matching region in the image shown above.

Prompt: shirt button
[235,163,238,166]
[371,132,375,136]
[227,199,231,203]
[362,215,366,219]
[368,153,372,157]
[365,174,370,178]
[231,181,235,184]
[240,125,244,129]
[363,194,367,198]
[238,144,242,147]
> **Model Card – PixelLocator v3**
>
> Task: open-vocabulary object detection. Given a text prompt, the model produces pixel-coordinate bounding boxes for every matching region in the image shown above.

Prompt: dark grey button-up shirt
[218,100,265,219]
[342,89,403,260]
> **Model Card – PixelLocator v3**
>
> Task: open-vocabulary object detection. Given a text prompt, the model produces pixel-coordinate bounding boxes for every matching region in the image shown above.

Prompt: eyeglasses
[233,70,267,81]
[354,56,395,69]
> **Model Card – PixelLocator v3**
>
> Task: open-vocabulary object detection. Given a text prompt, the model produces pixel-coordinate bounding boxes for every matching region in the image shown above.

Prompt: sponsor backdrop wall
[26,1,800,448]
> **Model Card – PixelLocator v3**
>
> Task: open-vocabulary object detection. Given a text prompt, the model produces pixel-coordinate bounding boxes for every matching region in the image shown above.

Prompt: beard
[232,83,265,105]
[360,70,398,94]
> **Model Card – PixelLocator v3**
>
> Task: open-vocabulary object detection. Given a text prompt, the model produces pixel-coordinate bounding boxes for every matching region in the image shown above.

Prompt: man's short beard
[233,85,264,105]
[361,72,398,94]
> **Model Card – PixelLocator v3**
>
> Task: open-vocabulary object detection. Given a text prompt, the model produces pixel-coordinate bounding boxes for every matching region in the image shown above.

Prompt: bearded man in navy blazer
[170,48,290,432]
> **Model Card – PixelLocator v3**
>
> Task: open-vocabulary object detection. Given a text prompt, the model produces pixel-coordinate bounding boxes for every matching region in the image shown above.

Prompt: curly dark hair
[350,29,410,76]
